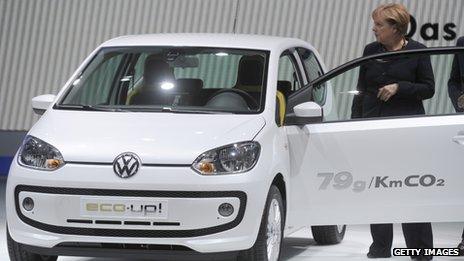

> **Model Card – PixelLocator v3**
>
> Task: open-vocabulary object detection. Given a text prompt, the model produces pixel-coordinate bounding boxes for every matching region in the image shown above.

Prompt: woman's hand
[377,83,399,101]
[458,94,464,109]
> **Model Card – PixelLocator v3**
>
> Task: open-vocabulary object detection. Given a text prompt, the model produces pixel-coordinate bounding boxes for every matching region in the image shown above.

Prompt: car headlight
[18,136,65,171]
[192,141,260,175]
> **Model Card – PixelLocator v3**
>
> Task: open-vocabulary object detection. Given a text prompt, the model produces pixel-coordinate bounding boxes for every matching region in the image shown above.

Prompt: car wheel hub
[266,198,282,261]
[337,225,344,234]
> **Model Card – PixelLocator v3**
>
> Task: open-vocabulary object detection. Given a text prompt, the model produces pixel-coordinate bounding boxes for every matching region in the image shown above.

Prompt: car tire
[7,228,58,261]
[237,185,284,261]
[311,225,346,245]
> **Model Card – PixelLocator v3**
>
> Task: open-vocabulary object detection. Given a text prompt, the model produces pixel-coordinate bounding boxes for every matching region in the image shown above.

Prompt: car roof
[101,33,310,51]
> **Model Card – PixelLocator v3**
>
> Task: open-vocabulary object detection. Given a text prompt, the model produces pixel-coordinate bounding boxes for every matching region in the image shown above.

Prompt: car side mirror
[285,101,323,125]
[294,101,322,117]
[32,94,56,115]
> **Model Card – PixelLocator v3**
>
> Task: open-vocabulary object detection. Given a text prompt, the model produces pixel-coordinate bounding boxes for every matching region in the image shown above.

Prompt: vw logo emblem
[113,152,141,178]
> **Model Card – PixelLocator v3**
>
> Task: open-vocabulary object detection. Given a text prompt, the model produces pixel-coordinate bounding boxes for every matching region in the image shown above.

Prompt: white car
[6,34,464,261]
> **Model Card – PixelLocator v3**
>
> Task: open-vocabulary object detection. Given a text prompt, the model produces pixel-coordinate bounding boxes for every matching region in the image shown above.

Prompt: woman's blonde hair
[372,3,410,36]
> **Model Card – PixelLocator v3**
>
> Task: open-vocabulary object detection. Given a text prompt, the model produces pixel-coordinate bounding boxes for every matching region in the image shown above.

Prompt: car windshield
[58,47,269,114]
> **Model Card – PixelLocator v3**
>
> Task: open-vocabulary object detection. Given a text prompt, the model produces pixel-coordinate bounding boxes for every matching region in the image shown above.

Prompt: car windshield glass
[58,47,269,114]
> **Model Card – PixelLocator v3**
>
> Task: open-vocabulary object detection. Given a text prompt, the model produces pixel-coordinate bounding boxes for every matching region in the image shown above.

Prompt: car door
[286,47,464,226]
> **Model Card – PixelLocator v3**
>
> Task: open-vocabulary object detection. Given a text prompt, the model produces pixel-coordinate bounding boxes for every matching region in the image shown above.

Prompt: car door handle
[452,133,464,145]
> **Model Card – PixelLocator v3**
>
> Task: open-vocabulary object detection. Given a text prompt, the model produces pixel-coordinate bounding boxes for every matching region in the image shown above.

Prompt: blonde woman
[351,4,434,260]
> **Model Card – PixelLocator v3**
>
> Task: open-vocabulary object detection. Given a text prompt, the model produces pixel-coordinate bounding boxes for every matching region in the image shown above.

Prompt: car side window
[298,48,323,81]
[297,48,326,106]
[277,51,304,126]
[278,53,302,92]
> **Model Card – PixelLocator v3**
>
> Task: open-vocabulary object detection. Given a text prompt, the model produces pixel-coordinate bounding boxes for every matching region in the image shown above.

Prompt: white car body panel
[29,110,265,164]
[287,115,464,226]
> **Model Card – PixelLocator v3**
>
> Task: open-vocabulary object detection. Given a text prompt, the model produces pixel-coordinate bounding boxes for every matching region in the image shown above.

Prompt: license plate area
[80,197,168,219]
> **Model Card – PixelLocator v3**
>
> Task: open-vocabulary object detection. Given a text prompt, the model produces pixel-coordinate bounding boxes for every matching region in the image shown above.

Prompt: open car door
[286,47,464,226]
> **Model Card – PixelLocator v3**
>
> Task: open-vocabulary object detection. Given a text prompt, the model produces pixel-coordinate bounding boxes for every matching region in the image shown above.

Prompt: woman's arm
[395,54,435,100]
[448,54,463,111]
[448,37,464,112]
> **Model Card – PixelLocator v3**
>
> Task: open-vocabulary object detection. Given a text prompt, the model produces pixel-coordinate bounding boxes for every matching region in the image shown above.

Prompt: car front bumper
[6,158,270,254]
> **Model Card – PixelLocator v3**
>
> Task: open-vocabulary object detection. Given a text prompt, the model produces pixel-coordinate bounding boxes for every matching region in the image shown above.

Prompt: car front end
[6,42,278,259]
[6,113,274,258]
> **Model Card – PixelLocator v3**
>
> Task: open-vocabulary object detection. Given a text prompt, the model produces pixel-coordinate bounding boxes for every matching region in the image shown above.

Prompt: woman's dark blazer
[351,40,435,118]
[448,36,464,112]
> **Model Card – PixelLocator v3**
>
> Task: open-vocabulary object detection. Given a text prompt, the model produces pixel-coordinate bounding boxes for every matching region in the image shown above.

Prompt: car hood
[29,110,266,164]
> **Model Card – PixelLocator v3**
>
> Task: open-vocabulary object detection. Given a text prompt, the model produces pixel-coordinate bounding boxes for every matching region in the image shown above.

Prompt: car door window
[305,49,462,122]
[297,48,326,106]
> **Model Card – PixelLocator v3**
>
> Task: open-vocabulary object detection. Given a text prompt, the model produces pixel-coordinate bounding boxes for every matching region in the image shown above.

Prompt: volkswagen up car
[6,34,464,261]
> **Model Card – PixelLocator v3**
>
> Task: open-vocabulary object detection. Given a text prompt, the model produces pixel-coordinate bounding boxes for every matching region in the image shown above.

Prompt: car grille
[15,185,247,238]
[66,219,180,226]
[56,242,193,251]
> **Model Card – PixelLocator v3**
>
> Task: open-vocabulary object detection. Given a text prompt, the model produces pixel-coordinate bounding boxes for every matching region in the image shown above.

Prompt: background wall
[0,0,463,173]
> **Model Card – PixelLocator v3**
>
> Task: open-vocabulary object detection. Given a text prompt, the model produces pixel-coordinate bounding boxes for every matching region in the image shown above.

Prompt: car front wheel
[238,185,284,261]
[7,228,58,261]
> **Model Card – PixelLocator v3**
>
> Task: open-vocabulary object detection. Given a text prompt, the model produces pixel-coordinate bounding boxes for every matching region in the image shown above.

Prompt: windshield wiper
[57,104,233,114]
[120,106,231,114]
[56,104,128,112]
[168,108,234,114]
